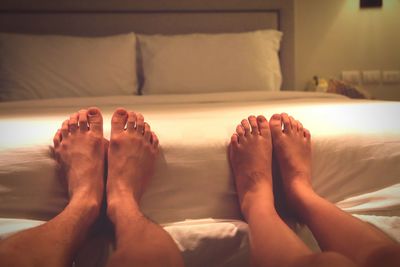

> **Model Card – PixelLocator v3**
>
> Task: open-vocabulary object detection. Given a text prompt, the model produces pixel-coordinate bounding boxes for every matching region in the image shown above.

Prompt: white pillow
[138,30,282,95]
[0,33,138,101]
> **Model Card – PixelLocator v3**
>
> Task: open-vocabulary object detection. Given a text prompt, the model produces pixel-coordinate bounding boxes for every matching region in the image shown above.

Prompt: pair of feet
[53,107,158,224]
[229,113,313,220]
[53,107,313,224]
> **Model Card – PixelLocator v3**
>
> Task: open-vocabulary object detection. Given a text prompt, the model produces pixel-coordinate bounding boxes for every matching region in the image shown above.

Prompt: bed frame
[0,0,295,90]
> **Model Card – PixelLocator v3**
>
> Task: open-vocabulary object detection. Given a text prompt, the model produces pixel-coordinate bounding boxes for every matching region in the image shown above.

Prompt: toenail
[88,109,98,116]
[258,117,264,122]
[117,109,127,116]
[272,114,281,119]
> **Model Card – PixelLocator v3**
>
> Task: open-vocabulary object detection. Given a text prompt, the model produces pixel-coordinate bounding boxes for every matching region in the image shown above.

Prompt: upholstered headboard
[0,0,294,90]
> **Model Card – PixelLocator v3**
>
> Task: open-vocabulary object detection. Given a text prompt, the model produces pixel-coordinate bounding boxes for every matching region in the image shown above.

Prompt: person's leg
[229,115,355,267]
[105,108,184,267]
[270,113,400,267]
[0,108,106,267]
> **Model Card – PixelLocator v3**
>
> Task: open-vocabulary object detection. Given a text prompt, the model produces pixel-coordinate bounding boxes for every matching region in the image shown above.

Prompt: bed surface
[0,91,399,266]
[1,92,399,218]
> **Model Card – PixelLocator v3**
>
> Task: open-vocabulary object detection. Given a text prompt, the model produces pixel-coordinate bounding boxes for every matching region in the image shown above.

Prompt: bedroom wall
[294,0,400,100]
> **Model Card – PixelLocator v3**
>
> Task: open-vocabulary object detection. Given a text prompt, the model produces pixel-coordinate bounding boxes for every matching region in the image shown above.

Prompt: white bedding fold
[352,214,400,242]
[337,183,400,213]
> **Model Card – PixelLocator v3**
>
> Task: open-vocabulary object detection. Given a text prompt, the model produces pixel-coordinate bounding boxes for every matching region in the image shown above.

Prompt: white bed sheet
[0,91,399,266]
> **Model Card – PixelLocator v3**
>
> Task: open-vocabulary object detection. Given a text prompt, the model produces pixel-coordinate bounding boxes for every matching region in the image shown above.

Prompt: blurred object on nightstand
[307,76,329,92]
[327,79,372,99]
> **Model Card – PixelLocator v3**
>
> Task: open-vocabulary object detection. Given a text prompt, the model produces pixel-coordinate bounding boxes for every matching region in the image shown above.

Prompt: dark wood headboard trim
[0,0,289,12]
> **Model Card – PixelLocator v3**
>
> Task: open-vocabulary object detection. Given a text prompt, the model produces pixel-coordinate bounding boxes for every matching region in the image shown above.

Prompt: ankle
[245,200,280,223]
[71,187,103,205]
[107,192,141,223]
[286,184,321,221]
[107,177,143,201]
[68,194,101,222]
[241,190,276,221]
[285,177,314,201]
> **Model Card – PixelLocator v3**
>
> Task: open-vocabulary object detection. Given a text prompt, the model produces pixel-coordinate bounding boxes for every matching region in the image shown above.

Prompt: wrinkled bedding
[0,91,399,267]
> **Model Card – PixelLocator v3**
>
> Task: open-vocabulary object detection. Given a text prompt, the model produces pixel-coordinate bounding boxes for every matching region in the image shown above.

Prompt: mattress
[0,91,399,267]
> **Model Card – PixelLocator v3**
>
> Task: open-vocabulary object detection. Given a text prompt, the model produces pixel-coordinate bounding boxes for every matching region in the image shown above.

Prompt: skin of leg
[270,113,400,267]
[229,115,356,267]
[0,108,106,267]
[106,108,184,267]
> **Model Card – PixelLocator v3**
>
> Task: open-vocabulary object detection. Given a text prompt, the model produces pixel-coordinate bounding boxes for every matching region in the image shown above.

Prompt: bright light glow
[1,101,399,150]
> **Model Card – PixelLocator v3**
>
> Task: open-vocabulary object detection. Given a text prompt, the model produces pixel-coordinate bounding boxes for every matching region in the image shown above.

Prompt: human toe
[297,120,303,132]
[236,124,245,137]
[281,113,291,133]
[256,115,270,137]
[151,132,159,149]
[241,119,251,136]
[136,113,145,134]
[248,115,259,135]
[289,116,298,133]
[61,119,69,139]
[69,113,79,133]
[230,133,239,148]
[111,108,128,135]
[126,111,137,133]
[53,129,62,148]
[87,107,103,134]
[269,113,282,137]
[304,128,311,140]
[78,109,89,132]
[144,122,152,141]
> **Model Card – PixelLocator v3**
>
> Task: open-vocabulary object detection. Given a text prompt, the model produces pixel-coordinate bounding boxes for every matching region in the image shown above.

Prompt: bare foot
[269,113,313,212]
[107,108,159,220]
[229,115,274,220]
[53,107,106,220]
